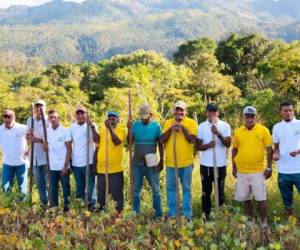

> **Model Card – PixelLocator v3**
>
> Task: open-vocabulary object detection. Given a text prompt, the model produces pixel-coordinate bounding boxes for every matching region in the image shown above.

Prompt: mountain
[0,0,299,64]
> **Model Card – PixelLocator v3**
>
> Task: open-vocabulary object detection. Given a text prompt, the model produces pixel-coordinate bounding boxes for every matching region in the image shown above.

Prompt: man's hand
[157,159,164,172]
[127,120,133,130]
[206,140,216,149]
[263,168,272,179]
[42,142,48,151]
[86,115,93,126]
[289,150,300,157]
[170,122,182,132]
[211,125,220,136]
[273,151,280,161]
[60,166,69,176]
[105,119,112,129]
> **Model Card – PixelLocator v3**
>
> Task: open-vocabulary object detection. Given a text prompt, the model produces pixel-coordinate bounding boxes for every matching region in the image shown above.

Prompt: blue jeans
[72,164,95,205]
[1,164,27,195]
[133,165,162,217]
[49,170,70,208]
[33,165,48,205]
[166,165,193,218]
[278,173,300,209]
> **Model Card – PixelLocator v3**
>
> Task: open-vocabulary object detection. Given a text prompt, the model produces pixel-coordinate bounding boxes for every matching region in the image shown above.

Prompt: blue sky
[0,0,85,9]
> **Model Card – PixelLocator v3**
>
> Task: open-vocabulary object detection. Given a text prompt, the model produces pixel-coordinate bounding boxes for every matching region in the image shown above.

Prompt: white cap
[174,100,187,110]
[243,106,257,115]
[35,99,46,107]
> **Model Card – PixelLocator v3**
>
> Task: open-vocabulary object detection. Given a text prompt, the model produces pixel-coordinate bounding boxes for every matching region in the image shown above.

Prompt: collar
[242,123,258,131]
[282,117,297,124]
[205,119,220,125]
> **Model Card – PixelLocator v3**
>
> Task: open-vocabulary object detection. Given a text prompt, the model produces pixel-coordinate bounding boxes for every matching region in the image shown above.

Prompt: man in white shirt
[44,109,72,212]
[273,102,300,217]
[26,99,49,206]
[0,110,28,197]
[196,103,231,218]
[70,106,95,208]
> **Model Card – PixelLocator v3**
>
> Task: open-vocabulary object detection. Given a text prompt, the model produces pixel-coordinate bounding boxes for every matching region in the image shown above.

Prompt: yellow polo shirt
[97,124,126,174]
[162,117,197,168]
[232,124,272,173]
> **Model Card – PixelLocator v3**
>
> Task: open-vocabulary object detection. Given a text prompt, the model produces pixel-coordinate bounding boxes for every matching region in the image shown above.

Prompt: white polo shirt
[273,118,300,174]
[47,125,71,171]
[26,116,49,167]
[197,119,231,167]
[70,122,95,167]
[0,123,27,166]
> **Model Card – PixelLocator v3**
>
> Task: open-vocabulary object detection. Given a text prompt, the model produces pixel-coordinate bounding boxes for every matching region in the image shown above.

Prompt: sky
[0,0,85,9]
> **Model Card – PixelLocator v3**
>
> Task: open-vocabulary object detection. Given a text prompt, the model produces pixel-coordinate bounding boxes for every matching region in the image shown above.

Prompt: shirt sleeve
[25,118,31,133]
[263,127,272,147]
[197,124,203,139]
[64,128,72,142]
[232,129,239,148]
[189,120,198,136]
[20,124,28,136]
[223,123,231,137]
[162,119,171,133]
[272,125,279,144]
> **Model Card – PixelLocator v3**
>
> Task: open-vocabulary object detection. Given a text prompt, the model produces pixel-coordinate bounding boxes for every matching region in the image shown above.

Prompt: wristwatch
[90,125,95,129]
[266,167,272,172]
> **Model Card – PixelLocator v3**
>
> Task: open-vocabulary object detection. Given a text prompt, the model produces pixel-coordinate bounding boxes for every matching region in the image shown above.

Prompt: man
[127,104,164,218]
[273,102,300,217]
[89,111,126,213]
[197,103,231,218]
[44,109,71,212]
[232,106,272,229]
[26,99,49,206]
[0,110,28,197]
[70,106,95,208]
[160,101,197,219]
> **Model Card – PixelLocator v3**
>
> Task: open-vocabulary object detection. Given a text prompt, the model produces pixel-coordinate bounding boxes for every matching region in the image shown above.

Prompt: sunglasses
[3,115,12,119]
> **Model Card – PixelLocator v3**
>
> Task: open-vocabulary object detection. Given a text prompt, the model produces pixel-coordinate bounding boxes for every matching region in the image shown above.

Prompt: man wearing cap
[160,101,198,219]
[0,110,28,197]
[127,104,164,218]
[26,99,49,206]
[232,106,272,228]
[89,111,126,213]
[272,102,300,217]
[197,103,231,219]
[69,106,95,208]
[43,109,72,212]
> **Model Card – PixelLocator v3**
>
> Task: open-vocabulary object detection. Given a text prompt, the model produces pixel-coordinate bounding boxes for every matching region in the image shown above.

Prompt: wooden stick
[40,107,50,194]
[29,103,35,205]
[173,131,180,221]
[212,121,219,208]
[105,127,109,211]
[193,112,200,160]
[128,90,134,207]
[85,122,90,207]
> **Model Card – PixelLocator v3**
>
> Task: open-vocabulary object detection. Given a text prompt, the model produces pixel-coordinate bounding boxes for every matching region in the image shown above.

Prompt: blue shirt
[132,120,161,166]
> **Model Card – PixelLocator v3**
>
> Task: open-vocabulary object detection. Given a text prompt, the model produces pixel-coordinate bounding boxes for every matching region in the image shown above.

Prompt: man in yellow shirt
[88,111,126,213]
[232,106,272,229]
[160,101,197,219]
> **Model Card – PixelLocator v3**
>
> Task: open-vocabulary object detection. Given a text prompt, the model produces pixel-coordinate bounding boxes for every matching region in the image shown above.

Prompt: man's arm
[232,147,238,178]
[160,127,172,144]
[61,141,72,175]
[181,125,197,144]
[264,146,273,179]
[109,128,121,145]
[196,138,216,151]
[157,140,164,172]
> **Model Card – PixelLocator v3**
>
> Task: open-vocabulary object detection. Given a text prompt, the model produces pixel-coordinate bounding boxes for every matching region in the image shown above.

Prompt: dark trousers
[97,171,124,213]
[49,170,70,208]
[200,165,226,216]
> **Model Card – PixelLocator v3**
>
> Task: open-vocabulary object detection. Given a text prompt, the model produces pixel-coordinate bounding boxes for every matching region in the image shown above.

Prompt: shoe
[63,206,70,213]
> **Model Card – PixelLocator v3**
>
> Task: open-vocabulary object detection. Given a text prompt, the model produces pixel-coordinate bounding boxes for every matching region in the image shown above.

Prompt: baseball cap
[139,104,151,119]
[35,99,46,106]
[206,103,218,111]
[75,106,87,113]
[107,111,119,117]
[243,106,257,115]
[174,100,187,110]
